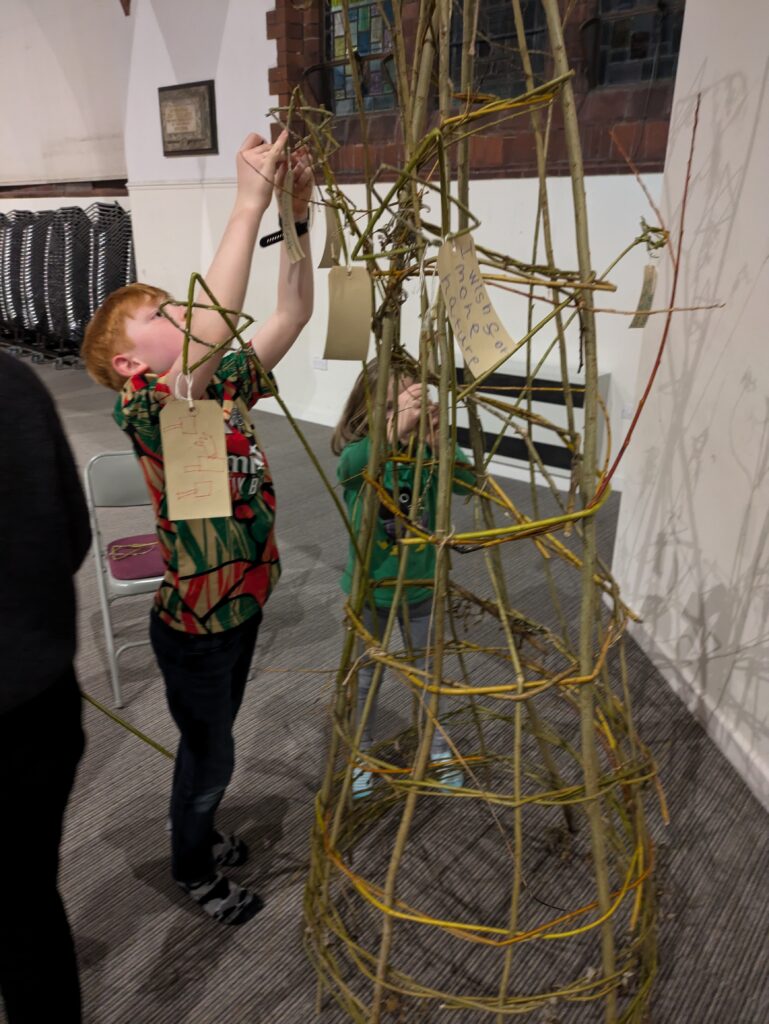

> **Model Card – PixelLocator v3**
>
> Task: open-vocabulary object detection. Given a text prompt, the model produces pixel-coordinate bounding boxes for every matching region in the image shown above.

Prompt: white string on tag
[174,371,195,412]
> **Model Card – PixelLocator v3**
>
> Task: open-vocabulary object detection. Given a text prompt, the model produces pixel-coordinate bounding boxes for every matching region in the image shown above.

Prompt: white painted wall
[612,1,769,808]
[124,0,276,188]
[0,0,133,185]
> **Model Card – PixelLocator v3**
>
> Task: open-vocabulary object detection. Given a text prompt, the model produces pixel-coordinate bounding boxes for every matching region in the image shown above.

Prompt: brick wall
[267,0,675,181]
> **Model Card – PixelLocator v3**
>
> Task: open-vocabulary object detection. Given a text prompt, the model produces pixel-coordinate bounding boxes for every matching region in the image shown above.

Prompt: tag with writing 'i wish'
[437,233,516,377]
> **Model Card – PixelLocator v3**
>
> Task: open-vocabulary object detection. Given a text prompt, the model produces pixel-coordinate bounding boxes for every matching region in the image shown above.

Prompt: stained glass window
[449,0,547,100]
[325,1,396,115]
[597,1,685,86]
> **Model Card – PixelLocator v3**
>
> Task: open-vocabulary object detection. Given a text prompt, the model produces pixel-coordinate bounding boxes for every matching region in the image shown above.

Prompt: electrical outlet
[312,357,328,371]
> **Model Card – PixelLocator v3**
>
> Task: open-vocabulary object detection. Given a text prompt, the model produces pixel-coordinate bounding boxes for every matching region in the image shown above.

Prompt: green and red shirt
[114,350,279,635]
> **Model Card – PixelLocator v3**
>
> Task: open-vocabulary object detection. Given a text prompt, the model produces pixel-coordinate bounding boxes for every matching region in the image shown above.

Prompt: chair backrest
[84,451,151,509]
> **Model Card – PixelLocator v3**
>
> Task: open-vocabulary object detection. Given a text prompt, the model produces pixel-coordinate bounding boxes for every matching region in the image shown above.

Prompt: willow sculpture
[285,1,664,1020]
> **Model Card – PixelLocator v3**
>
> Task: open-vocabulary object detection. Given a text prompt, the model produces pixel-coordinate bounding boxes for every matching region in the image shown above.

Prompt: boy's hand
[291,148,314,220]
[275,146,314,222]
[237,130,288,214]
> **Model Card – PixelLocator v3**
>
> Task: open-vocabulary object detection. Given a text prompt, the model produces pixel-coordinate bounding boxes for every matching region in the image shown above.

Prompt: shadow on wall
[151,0,229,88]
[617,58,769,794]
[21,0,135,168]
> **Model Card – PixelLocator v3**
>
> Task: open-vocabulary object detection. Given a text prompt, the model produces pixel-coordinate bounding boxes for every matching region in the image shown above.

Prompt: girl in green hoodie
[332,359,475,797]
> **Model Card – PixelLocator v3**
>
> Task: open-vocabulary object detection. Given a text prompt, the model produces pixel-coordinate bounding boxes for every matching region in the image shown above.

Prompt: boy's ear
[112,351,148,379]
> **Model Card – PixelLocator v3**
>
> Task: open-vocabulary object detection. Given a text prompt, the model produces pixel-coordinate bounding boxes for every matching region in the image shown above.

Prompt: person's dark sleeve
[0,359,90,574]
[50,400,91,571]
[0,353,91,710]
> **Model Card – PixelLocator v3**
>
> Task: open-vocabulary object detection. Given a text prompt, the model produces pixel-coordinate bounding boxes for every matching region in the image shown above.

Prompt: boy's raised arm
[167,131,288,398]
[250,149,314,372]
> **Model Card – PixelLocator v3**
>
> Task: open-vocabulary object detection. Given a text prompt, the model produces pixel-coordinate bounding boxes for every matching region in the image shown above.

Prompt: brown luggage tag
[159,373,232,521]
[437,233,515,377]
[277,167,307,265]
[629,264,658,328]
[318,200,342,268]
[322,265,371,361]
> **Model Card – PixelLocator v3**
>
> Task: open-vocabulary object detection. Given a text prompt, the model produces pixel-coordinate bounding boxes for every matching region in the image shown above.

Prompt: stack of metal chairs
[0,202,135,366]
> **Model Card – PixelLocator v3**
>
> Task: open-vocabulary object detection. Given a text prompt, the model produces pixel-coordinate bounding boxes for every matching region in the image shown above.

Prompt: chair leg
[105,600,124,709]
[92,546,123,708]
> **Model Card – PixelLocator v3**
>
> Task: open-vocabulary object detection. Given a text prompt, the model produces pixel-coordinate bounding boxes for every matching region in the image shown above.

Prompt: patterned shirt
[114,350,280,635]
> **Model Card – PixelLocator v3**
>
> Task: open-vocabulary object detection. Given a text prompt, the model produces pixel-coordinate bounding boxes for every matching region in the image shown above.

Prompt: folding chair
[84,451,165,707]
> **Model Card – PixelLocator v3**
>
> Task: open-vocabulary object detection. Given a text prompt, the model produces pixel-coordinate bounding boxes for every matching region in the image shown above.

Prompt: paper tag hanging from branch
[277,167,306,265]
[160,400,232,521]
[629,264,658,328]
[437,233,516,377]
[322,266,371,361]
[318,202,342,268]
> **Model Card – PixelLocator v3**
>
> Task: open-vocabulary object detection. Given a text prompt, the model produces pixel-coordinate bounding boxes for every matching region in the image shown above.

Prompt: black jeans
[149,610,261,886]
[0,668,84,1024]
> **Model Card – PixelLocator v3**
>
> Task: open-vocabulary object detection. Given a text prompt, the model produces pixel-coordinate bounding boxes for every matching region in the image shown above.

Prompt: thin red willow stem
[591,92,701,506]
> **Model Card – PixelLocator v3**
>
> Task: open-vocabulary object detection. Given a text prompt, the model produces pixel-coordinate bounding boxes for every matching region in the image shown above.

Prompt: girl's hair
[331,358,381,455]
[331,354,423,455]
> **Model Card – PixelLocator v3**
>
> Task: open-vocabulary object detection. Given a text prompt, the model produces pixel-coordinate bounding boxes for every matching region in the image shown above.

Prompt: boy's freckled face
[122,301,186,375]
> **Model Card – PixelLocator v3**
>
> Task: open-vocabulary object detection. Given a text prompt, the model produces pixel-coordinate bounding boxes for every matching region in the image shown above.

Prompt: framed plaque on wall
[158,80,218,157]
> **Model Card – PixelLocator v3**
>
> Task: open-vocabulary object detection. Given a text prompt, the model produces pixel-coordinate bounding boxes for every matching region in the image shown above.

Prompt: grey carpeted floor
[4,361,767,1024]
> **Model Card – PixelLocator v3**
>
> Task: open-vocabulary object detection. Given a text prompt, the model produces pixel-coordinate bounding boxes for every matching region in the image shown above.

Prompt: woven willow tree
[293,1,663,1020]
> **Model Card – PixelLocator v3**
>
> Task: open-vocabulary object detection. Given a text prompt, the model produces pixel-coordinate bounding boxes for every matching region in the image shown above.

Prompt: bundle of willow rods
[296,2,662,1021]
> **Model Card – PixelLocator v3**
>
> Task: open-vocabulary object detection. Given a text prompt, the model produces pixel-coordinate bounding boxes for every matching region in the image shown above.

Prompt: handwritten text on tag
[437,234,515,377]
[160,400,232,521]
[278,167,306,265]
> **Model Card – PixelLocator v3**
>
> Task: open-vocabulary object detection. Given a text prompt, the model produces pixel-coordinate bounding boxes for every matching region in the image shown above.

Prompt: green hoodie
[338,436,476,607]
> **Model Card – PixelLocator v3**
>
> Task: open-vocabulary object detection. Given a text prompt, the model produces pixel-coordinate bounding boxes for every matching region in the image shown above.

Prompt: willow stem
[541,2,617,1019]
